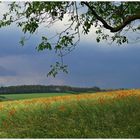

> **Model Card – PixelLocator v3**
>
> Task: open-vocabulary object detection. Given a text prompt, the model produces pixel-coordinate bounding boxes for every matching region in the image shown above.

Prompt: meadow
[0,89,140,138]
[0,93,70,101]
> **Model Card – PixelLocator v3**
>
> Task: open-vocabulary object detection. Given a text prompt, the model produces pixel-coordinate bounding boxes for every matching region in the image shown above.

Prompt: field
[0,93,70,101]
[0,89,140,138]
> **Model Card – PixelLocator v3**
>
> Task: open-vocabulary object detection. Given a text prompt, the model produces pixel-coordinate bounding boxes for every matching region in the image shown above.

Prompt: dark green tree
[0,1,140,76]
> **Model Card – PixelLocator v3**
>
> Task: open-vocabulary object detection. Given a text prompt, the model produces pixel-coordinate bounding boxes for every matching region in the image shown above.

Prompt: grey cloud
[0,25,41,57]
[60,42,140,88]
[0,23,140,88]
[0,66,16,76]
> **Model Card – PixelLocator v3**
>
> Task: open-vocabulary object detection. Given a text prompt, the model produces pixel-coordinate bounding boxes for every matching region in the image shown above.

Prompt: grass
[0,89,140,138]
[0,93,70,101]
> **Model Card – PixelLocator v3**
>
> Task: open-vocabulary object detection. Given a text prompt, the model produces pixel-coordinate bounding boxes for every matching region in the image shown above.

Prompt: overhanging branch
[82,1,140,33]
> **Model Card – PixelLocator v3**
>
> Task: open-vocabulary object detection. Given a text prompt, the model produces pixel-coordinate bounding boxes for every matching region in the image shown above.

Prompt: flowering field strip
[0,89,139,117]
[0,89,140,116]
[0,89,140,138]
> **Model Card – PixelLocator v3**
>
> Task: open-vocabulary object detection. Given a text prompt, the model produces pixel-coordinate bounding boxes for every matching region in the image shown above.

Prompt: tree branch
[82,1,140,33]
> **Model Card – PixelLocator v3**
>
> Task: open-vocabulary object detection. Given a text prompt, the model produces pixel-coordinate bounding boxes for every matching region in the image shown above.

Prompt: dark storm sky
[0,3,140,89]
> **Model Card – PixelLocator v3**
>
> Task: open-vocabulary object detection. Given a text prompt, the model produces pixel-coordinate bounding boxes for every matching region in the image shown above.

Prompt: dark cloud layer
[0,26,40,57]
[0,25,140,88]
[62,42,140,88]
[0,66,16,76]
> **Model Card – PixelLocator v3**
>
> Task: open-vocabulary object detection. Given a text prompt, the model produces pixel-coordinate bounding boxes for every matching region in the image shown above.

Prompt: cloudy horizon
[0,2,140,89]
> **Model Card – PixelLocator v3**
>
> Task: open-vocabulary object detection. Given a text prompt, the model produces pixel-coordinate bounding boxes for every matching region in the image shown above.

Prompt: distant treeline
[0,85,101,94]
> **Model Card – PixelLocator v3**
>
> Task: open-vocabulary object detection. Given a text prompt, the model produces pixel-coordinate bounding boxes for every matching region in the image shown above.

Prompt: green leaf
[37,42,52,51]
[96,37,100,43]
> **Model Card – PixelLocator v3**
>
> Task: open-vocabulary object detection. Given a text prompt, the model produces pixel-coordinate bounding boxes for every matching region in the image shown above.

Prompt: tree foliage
[0,1,140,76]
[0,85,101,94]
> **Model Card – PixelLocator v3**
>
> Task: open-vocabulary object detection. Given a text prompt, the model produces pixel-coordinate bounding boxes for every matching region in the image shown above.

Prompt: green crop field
[0,93,70,101]
[0,89,140,138]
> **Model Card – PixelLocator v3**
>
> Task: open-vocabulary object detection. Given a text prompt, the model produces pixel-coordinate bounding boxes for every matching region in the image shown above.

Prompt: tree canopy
[0,1,140,76]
